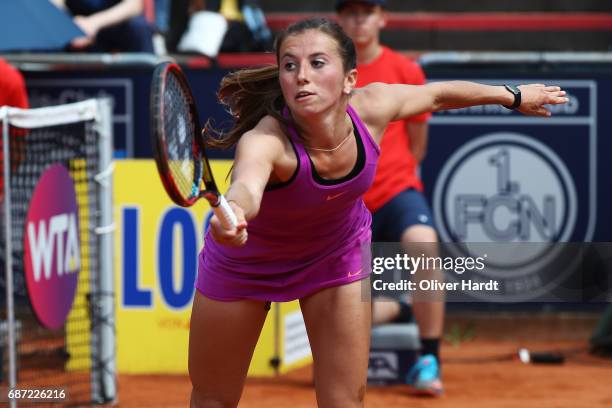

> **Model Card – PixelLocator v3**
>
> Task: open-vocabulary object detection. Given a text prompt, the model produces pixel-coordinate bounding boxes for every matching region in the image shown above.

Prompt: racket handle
[214,195,238,230]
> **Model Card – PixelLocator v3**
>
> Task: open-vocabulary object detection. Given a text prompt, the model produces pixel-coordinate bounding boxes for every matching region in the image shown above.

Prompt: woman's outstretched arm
[356,81,568,140]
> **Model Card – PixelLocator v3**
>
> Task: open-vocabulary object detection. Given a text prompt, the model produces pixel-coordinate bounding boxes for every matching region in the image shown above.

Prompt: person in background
[337,0,445,396]
[163,0,271,54]
[0,58,29,110]
[200,0,272,52]
[50,0,154,52]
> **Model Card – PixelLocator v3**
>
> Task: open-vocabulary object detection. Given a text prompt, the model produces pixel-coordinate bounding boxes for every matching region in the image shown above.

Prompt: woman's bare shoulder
[253,114,285,135]
[238,115,288,152]
[349,83,393,141]
[350,83,388,120]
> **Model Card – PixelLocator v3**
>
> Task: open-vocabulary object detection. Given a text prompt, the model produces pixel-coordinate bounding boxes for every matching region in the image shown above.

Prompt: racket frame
[150,62,237,228]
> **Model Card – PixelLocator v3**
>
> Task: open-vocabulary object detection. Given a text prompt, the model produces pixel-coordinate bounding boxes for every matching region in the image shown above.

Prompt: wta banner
[114,160,311,374]
[24,164,80,329]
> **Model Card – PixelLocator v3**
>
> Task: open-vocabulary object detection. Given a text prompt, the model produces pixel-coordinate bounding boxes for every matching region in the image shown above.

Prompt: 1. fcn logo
[433,133,586,301]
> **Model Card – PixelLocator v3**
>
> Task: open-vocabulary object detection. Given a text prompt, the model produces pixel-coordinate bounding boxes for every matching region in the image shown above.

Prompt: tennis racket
[150,61,237,230]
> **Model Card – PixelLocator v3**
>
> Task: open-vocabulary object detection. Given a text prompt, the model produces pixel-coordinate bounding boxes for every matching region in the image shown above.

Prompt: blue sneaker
[406,354,444,397]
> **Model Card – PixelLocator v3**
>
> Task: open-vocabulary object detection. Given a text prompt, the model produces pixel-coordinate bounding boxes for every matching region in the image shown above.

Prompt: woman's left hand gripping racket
[150,61,238,230]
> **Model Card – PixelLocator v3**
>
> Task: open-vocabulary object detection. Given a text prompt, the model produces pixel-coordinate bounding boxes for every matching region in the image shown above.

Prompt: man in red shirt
[338,0,444,396]
[0,58,29,109]
[0,58,29,198]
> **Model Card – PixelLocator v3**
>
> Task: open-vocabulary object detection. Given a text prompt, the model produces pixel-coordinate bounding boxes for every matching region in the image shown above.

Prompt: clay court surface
[117,315,612,408]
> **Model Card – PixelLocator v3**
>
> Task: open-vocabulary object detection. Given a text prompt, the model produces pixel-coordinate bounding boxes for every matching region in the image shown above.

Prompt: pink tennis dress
[196,105,380,301]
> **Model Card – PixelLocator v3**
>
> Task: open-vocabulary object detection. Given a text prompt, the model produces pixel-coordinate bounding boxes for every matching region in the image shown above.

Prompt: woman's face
[278,29,356,117]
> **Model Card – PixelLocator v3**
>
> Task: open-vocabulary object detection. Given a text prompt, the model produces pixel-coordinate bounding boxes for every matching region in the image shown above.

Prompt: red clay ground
[117,337,612,407]
[13,313,609,407]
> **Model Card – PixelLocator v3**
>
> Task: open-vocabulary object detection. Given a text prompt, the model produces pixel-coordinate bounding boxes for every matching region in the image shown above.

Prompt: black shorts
[371,188,435,242]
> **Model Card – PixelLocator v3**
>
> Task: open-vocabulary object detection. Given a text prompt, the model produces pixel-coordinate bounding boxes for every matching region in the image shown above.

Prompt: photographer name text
[372,279,499,292]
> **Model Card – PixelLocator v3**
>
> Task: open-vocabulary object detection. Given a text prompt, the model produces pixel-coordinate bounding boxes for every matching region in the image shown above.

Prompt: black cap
[335,0,386,12]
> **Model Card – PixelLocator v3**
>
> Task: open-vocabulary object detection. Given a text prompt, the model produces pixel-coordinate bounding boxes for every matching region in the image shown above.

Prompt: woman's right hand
[209,201,248,247]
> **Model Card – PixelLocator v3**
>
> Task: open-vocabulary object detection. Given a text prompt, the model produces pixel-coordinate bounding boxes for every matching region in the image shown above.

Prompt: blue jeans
[91,16,154,53]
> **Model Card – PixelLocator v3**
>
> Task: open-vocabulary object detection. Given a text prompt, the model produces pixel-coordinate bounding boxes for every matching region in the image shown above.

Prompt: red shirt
[0,58,29,109]
[0,58,29,196]
[357,46,430,212]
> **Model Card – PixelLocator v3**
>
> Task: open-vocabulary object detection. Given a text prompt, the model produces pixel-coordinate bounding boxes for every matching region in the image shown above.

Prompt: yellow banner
[114,160,311,374]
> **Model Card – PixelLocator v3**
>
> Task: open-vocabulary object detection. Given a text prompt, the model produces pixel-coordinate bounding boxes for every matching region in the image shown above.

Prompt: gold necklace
[305,132,353,153]
[305,115,354,153]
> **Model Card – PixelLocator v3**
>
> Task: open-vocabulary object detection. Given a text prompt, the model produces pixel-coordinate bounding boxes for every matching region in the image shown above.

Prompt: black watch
[502,84,521,110]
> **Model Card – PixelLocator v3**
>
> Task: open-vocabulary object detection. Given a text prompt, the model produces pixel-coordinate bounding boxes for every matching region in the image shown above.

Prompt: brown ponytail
[204,65,287,149]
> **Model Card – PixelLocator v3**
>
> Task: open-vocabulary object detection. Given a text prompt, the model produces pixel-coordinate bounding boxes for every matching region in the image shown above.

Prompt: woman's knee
[317,382,366,408]
[401,225,439,257]
[190,387,239,408]
[188,352,244,408]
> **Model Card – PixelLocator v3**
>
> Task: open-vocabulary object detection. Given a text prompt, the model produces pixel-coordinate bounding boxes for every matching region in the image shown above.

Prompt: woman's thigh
[189,291,269,407]
[300,279,371,408]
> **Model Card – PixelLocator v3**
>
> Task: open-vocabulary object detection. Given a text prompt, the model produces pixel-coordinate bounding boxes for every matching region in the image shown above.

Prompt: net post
[92,98,117,404]
[1,106,17,408]
[1,100,114,406]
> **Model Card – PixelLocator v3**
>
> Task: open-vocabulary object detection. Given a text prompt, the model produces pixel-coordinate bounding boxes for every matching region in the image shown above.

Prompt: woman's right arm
[208,123,284,246]
[226,128,282,220]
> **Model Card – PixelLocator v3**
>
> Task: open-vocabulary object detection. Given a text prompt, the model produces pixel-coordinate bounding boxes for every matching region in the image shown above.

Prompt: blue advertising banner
[14,57,612,245]
[427,80,596,244]
[423,78,609,243]
[420,75,611,307]
[27,77,136,157]
[22,64,232,159]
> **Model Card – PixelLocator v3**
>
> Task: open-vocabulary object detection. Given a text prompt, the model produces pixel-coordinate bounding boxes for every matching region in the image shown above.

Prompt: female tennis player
[189,17,567,408]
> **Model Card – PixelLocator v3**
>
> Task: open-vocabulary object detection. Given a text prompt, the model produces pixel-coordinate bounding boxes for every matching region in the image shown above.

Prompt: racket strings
[164,73,202,199]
